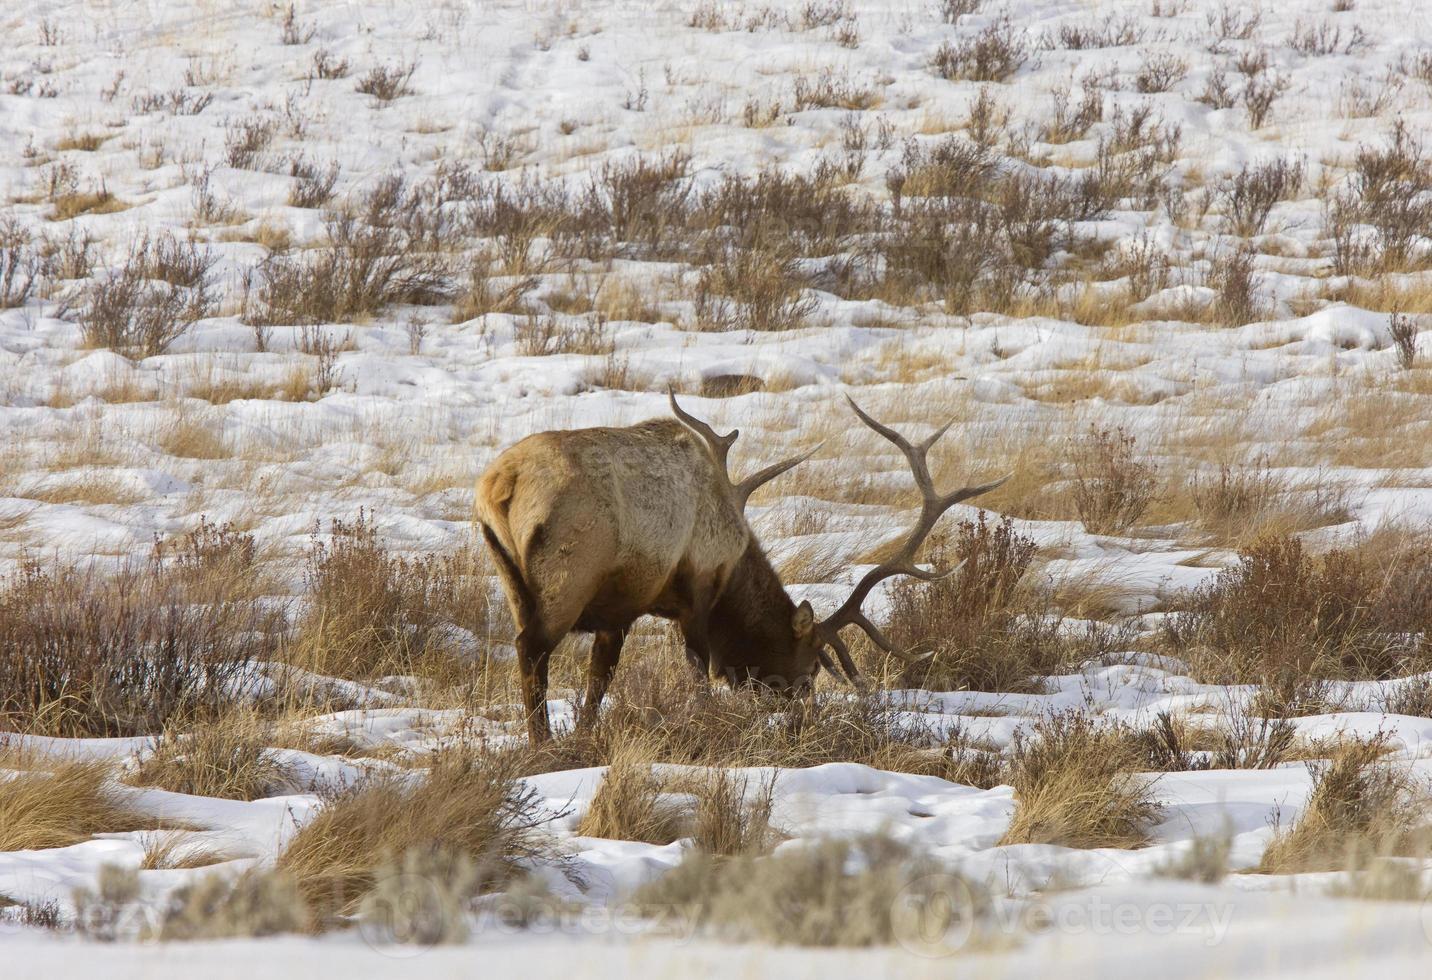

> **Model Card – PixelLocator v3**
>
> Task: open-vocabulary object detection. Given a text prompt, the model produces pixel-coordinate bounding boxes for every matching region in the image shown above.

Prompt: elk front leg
[516,628,553,744]
[579,629,626,729]
[680,612,712,683]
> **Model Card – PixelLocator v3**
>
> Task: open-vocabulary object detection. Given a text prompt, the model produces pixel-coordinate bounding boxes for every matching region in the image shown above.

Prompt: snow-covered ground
[5,0,1432,974]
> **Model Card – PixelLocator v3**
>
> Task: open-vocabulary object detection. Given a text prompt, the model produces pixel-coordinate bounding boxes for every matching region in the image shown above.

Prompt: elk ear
[792,600,815,638]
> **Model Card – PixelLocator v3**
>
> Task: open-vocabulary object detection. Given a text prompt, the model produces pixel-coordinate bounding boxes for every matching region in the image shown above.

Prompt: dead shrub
[78,233,216,356]
[1344,122,1432,272]
[1000,712,1162,848]
[876,196,1005,314]
[287,156,340,208]
[1138,708,1296,772]
[151,516,260,601]
[1134,52,1187,93]
[1288,18,1367,56]
[791,69,878,111]
[585,151,693,258]
[1390,312,1420,369]
[1216,157,1304,236]
[1040,84,1103,144]
[1069,426,1158,534]
[311,49,350,79]
[696,165,872,257]
[0,218,44,308]
[1162,533,1432,689]
[932,18,1029,82]
[356,60,417,101]
[223,114,276,169]
[938,0,981,22]
[1242,67,1288,128]
[452,255,535,320]
[693,242,817,331]
[1207,244,1265,325]
[514,311,612,356]
[246,175,451,324]
[1054,14,1144,49]
[0,558,275,737]
[886,514,1077,692]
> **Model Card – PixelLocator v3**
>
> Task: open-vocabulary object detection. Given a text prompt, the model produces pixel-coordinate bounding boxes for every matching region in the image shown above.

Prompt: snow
[4,0,1432,973]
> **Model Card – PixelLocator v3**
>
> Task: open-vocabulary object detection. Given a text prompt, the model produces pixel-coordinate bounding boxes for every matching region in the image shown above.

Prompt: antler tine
[668,390,738,473]
[670,390,818,509]
[818,396,1009,670]
[733,443,823,510]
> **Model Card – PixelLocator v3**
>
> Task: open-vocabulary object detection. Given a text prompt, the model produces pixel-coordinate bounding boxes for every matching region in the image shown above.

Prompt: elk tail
[481,522,537,632]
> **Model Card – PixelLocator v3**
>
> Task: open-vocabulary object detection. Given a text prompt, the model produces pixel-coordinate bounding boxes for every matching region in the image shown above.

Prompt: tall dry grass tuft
[157,869,312,940]
[576,741,686,845]
[687,769,777,856]
[276,748,555,921]
[0,752,150,851]
[1259,735,1425,873]
[127,707,296,801]
[999,712,1162,849]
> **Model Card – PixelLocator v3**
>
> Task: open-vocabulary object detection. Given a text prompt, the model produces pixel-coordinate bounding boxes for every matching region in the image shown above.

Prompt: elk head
[669,392,1010,692]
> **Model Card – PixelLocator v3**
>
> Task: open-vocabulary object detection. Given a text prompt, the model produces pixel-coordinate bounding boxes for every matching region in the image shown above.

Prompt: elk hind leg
[516,626,555,744]
[579,628,626,729]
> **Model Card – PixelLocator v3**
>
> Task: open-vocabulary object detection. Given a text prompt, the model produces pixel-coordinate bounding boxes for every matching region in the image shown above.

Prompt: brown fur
[475,418,819,742]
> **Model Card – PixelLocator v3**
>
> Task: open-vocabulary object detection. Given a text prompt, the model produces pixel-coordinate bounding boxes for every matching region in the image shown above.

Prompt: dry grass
[140,831,232,870]
[290,514,493,679]
[275,748,554,921]
[1259,735,1427,873]
[0,752,151,851]
[156,408,232,459]
[576,742,687,845]
[1184,460,1353,546]
[635,835,986,948]
[999,712,1163,849]
[157,869,312,940]
[127,708,295,801]
[686,769,777,857]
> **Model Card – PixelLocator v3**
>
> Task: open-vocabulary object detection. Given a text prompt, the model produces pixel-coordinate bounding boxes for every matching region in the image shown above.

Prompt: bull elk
[475,394,1008,743]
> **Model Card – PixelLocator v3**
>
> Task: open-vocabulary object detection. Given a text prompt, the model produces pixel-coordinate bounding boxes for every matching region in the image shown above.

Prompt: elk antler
[818,395,1011,682]
[668,391,820,509]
